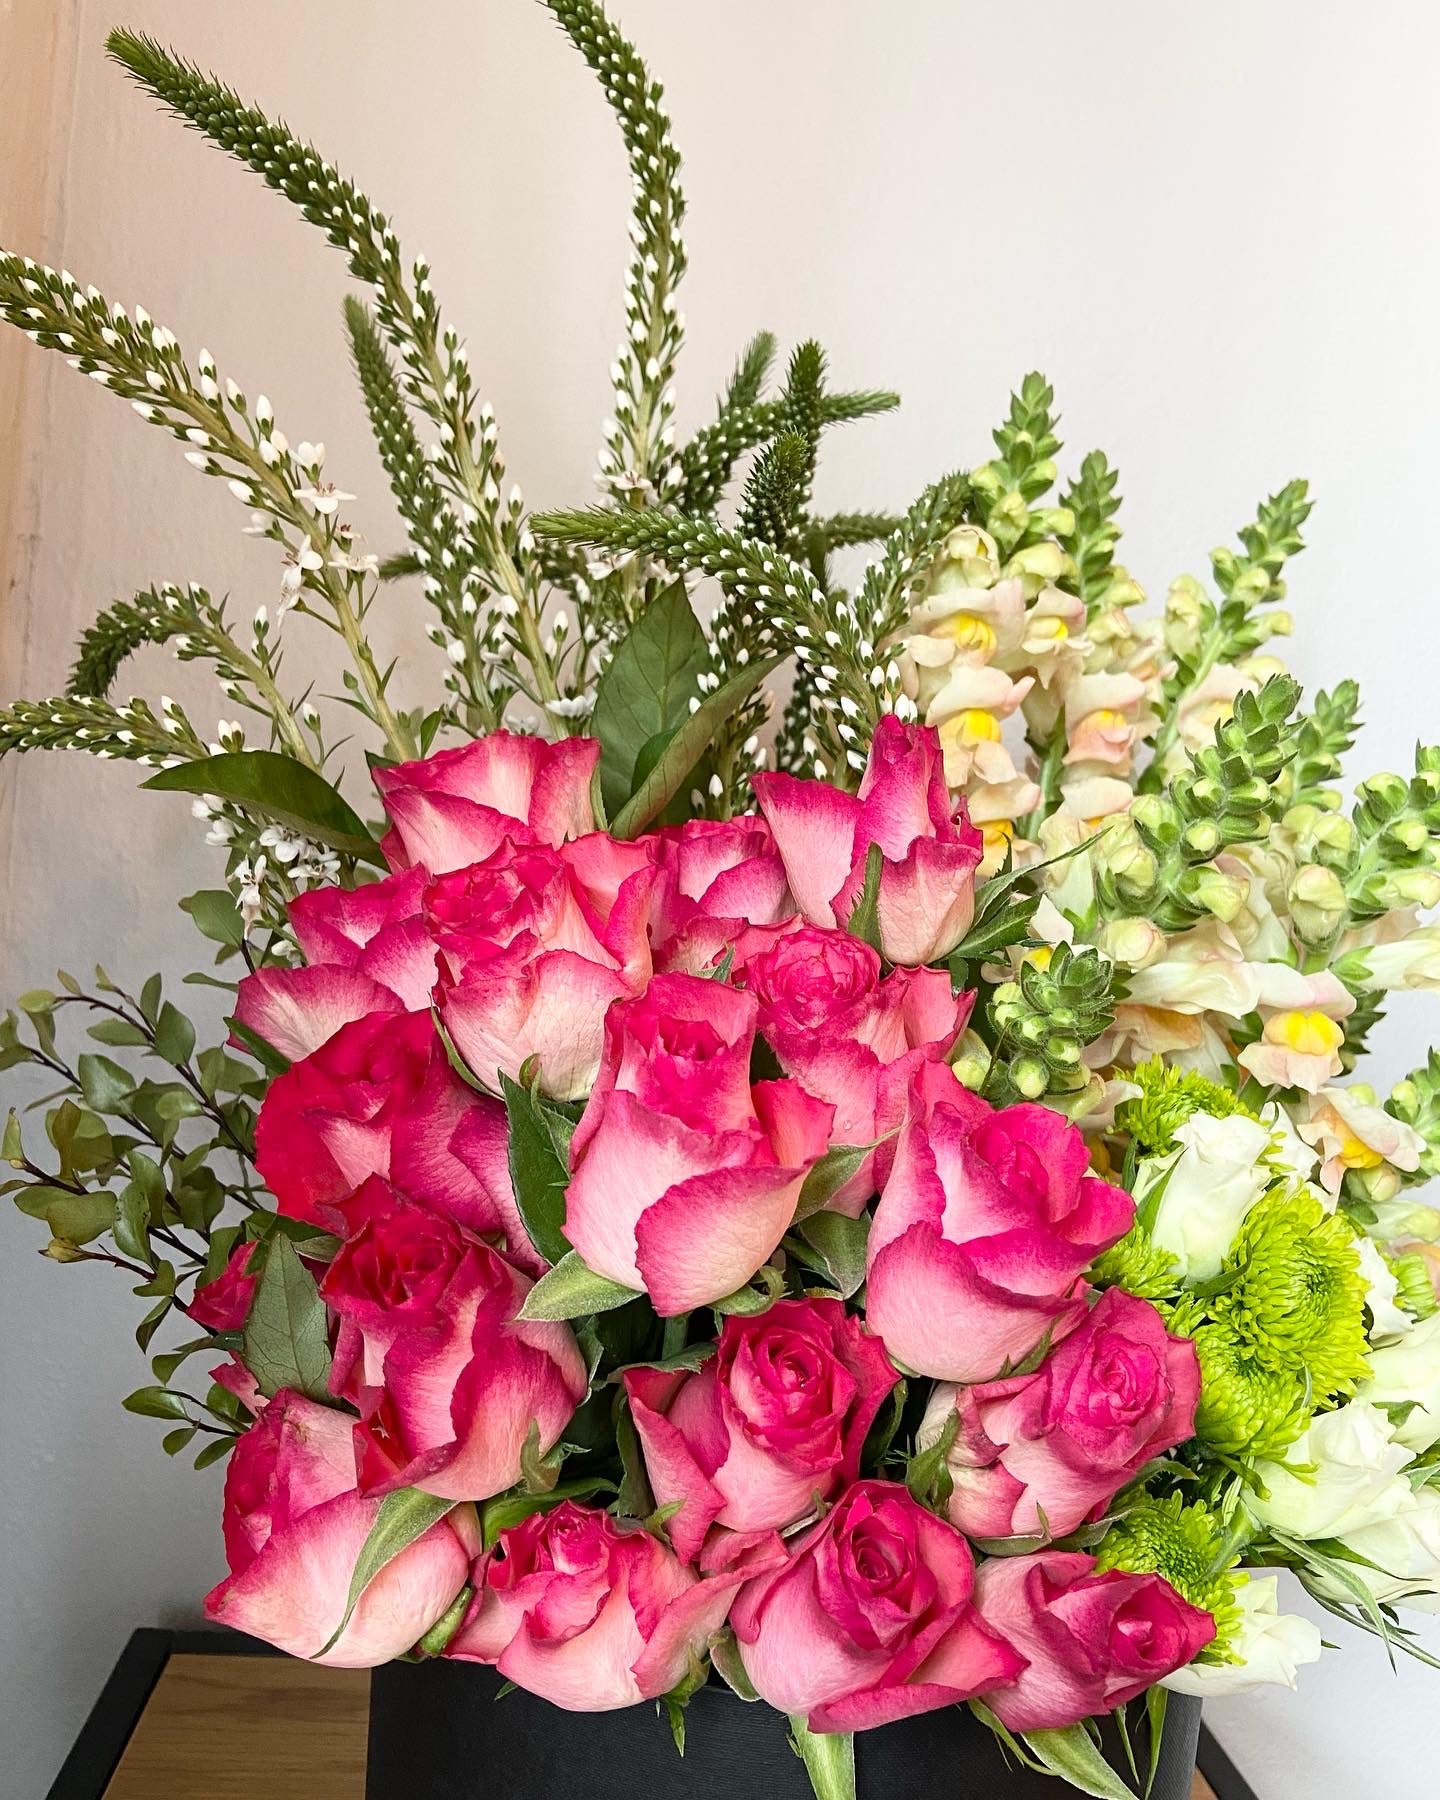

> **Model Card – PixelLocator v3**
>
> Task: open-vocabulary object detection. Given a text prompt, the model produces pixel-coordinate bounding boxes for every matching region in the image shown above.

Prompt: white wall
[3,1,1439,1793]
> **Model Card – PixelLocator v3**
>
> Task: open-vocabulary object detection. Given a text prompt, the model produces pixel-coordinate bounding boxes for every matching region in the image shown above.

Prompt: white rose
[1314,1486,1440,1614]
[1163,1575,1322,1696]
[1359,1313,1440,1450]
[1355,1238,1414,1344]
[1145,1111,1274,1281]
[1248,1401,1413,1540]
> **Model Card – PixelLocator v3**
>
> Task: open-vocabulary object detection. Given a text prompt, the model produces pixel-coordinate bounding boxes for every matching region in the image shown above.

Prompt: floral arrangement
[5,6,1440,1797]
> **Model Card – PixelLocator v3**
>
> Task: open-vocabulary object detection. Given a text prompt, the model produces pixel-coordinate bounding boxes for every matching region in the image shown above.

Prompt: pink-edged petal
[622,1368,726,1565]
[866,1224,1089,1383]
[356,917,441,1011]
[205,1490,467,1667]
[497,1582,647,1711]
[808,1614,1026,1731]
[735,1555,882,1716]
[635,1161,811,1315]
[750,771,860,927]
[288,866,428,965]
[527,737,600,845]
[232,965,402,1063]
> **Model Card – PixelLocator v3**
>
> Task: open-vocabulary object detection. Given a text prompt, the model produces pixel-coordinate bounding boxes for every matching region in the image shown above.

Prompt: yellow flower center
[1078,706,1130,737]
[1023,944,1055,972]
[932,611,997,656]
[982,819,1015,857]
[1263,1009,1344,1057]
[1028,615,1069,642]
[1335,1126,1384,1170]
[938,708,1004,748]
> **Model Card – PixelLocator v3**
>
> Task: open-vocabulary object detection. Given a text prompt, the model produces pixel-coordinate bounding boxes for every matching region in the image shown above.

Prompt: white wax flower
[1360,1314,1440,1450]
[1163,1576,1322,1697]
[1248,1401,1413,1540]
[1144,1110,1274,1281]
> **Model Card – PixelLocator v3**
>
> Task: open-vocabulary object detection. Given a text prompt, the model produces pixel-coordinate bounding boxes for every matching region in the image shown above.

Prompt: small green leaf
[45,1190,118,1245]
[153,1002,197,1067]
[193,1436,234,1471]
[499,1071,573,1266]
[225,1014,292,1076]
[123,1385,189,1421]
[790,1211,871,1298]
[415,1584,473,1657]
[591,579,710,816]
[87,1017,149,1048]
[113,1180,152,1262]
[788,1717,856,1800]
[76,1053,136,1112]
[242,1235,332,1402]
[709,1626,759,1701]
[162,1425,198,1455]
[2,1109,22,1165]
[1023,1723,1138,1800]
[791,1140,881,1224]
[480,1478,615,1549]
[609,655,783,839]
[516,1250,640,1322]
[841,842,884,950]
[315,1487,458,1658]
[143,751,385,865]
[180,889,248,947]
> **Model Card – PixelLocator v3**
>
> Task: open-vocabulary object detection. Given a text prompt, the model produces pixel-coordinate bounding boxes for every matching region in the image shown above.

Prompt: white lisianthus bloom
[1355,1237,1415,1344]
[1248,1402,1413,1540]
[1360,1314,1440,1450]
[1311,1486,1440,1613]
[1143,1110,1274,1282]
[1163,1576,1323,1696]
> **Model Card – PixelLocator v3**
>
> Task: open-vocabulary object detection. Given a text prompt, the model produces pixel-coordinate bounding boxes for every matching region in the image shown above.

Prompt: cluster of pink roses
[197,720,1213,1734]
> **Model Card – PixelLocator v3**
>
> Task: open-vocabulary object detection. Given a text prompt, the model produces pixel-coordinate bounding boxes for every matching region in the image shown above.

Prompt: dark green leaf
[842,843,884,950]
[242,1235,332,1402]
[225,1014,292,1077]
[193,1436,234,1471]
[609,655,783,839]
[86,1016,149,1048]
[143,752,385,865]
[499,1071,573,1266]
[180,889,248,947]
[790,1210,871,1298]
[516,1250,640,1322]
[315,1487,458,1658]
[791,1140,881,1224]
[162,1425,198,1455]
[591,579,709,816]
[480,1478,615,1549]
[123,1385,189,1421]
[113,1180,152,1262]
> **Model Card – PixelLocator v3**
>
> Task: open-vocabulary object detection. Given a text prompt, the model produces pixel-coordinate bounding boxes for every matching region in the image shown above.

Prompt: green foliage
[1389,1050,1440,1183]
[142,751,384,864]
[590,579,709,816]
[317,1488,459,1658]
[1058,449,1125,619]
[499,1071,576,1267]
[517,1250,640,1322]
[1212,478,1312,605]
[242,1235,332,1402]
[984,944,1124,1105]
[1277,679,1361,813]
[970,371,1063,557]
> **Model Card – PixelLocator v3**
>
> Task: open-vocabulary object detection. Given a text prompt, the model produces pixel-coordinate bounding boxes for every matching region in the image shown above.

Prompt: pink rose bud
[866,1067,1134,1382]
[205,1389,473,1665]
[564,974,832,1315]
[730,1480,1024,1731]
[974,1551,1215,1731]
[373,729,599,874]
[189,1239,260,1332]
[253,1009,539,1269]
[921,1289,1201,1540]
[623,1297,900,1560]
[429,838,654,1101]
[646,816,795,973]
[744,926,974,1212]
[752,715,983,965]
[231,866,438,1063]
[447,1501,780,1710]
[323,1181,586,1502]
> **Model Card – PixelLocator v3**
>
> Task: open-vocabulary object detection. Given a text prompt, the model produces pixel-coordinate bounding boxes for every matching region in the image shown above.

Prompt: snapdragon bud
[1098,915,1167,968]
[1289,862,1348,945]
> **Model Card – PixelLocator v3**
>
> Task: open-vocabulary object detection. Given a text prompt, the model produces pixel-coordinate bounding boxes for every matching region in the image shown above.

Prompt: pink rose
[744,927,973,1213]
[973,1551,1215,1730]
[730,1480,1023,1731]
[204,1389,473,1665]
[323,1180,586,1502]
[752,716,983,965]
[622,1298,899,1560]
[447,1501,778,1710]
[646,816,795,973]
[232,867,437,1063]
[429,838,653,1101]
[190,1239,260,1332]
[866,1068,1134,1382]
[253,1008,536,1268]
[564,974,832,1314]
[921,1289,1201,1540]
[374,729,599,874]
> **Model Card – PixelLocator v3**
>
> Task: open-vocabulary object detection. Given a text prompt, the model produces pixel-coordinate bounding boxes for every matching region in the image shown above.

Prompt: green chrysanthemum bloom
[1189,1320,1313,1458]
[1218,1188,1370,1396]
[1094,1494,1244,1662]
[1090,1224,1181,1301]
[1114,1057,1256,1156]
